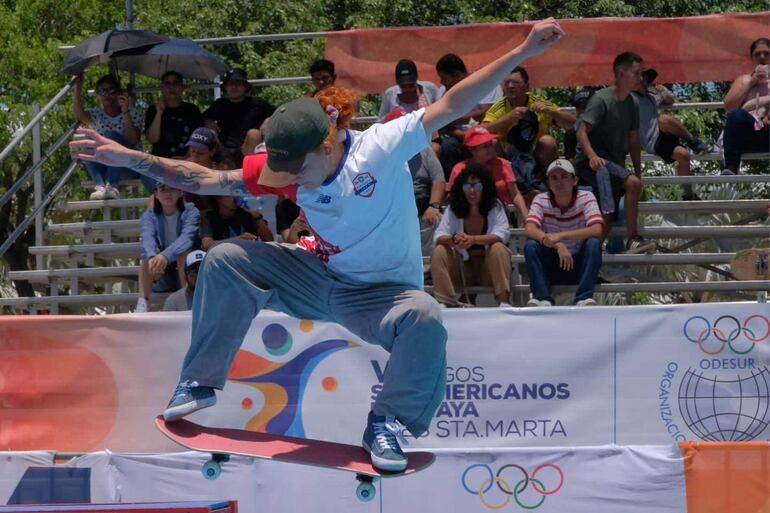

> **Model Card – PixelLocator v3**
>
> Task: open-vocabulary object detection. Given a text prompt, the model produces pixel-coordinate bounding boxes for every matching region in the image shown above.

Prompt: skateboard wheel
[202,460,221,480]
[356,482,376,502]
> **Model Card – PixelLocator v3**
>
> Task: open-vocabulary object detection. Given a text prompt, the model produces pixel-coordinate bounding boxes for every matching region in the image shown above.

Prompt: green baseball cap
[262,97,330,180]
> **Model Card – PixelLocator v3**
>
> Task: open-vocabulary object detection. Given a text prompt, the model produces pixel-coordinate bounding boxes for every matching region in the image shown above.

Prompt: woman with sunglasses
[73,74,143,199]
[431,162,512,307]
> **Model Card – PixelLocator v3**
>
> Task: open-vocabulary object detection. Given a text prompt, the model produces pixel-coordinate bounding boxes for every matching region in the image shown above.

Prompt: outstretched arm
[70,127,250,196]
[422,18,564,134]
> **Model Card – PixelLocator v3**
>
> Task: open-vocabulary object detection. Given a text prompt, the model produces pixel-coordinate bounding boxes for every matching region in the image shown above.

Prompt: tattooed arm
[70,127,250,196]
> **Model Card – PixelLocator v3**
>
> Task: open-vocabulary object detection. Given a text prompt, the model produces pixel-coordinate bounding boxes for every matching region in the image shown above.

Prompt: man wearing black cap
[203,68,275,164]
[378,59,442,120]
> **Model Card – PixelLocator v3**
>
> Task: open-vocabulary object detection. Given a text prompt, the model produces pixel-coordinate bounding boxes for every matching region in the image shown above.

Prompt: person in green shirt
[575,51,654,254]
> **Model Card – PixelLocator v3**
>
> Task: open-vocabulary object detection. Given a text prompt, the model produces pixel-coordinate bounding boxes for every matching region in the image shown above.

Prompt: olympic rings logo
[461,463,564,510]
[683,315,770,355]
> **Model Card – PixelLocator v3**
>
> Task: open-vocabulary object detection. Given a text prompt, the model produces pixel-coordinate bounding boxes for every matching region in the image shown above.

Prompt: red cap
[383,107,407,123]
[463,126,498,147]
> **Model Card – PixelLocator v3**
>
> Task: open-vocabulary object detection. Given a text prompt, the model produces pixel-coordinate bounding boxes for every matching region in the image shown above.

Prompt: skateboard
[155,416,434,502]
[731,248,770,281]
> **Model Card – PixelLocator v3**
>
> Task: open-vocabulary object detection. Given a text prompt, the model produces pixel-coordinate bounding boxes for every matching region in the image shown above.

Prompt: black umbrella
[61,29,170,75]
[113,39,229,81]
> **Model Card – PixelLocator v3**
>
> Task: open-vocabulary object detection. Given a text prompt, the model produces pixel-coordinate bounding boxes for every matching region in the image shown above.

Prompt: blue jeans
[439,135,464,180]
[524,238,603,303]
[181,240,447,437]
[723,109,770,172]
[83,130,157,192]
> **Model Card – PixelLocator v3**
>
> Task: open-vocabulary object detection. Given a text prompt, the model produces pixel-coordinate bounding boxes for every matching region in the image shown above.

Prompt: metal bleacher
[0,33,768,313]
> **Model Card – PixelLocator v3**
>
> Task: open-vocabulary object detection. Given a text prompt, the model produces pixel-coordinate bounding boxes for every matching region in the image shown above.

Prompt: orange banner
[325,12,770,93]
[681,442,770,513]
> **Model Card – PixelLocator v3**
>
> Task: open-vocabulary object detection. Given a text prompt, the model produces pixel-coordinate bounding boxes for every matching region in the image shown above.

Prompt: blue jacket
[140,202,200,262]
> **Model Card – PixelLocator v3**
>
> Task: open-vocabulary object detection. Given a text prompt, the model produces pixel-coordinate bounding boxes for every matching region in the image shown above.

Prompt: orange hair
[314,86,361,144]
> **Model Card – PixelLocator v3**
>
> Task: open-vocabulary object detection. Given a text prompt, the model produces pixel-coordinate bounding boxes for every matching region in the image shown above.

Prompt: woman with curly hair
[70,19,565,473]
[431,163,512,307]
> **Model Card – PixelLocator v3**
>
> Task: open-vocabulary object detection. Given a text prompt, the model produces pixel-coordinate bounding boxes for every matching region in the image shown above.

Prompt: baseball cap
[185,250,206,269]
[224,68,249,84]
[546,158,576,176]
[571,89,594,108]
[258,97,330,187]
[185,127,216,151]
[395,59,418,86]
[463,126,498,147]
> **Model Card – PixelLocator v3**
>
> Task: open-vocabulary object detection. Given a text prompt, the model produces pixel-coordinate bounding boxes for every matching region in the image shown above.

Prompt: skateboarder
[71,19,565,472]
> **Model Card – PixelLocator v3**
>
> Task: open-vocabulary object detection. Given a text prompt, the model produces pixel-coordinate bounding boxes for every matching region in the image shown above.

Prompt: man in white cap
[163,250,205,312]
[524,159,603,306]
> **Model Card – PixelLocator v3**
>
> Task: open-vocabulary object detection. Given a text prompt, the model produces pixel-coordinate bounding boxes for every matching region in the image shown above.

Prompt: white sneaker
[576,298,598,306]
[527,298,553,307]
[498,302,513,308]
[104,184,120,200]
[135,297,149,313]
[90,185,106,200]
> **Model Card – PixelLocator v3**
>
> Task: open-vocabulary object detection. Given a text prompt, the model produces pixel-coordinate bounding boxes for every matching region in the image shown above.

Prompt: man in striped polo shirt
[524,159,604,306]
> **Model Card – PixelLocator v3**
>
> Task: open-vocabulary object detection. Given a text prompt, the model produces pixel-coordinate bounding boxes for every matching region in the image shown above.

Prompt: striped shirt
[526,190,604,254]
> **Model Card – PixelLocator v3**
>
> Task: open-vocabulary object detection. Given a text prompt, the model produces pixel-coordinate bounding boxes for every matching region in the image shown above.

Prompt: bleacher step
[47,219,141,237]
[58,197,150,212]
[9,266,139,283]
[510,225,769,239]
[28,242,141,257]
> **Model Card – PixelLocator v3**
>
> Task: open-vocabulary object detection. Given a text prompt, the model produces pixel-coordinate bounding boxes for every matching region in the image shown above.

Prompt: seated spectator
[447,126,528,223]
[575,52,653,254]
[434,53,503,176]
[564,89,594,160]
[431,163,512,307]
[384,108,445,255]
[163,250,205,312]
[722,37,770,175]
[378,59,442,120]
[136,184,200,313]
[524,159,603,307]
[632,67,707,200]
[203,68,274,166]
[481,66,575,165]
[145,71,203,162]
[200,195,274,250]
[73,74,144,199]
[182,127,218,212]
[305,59,337,98]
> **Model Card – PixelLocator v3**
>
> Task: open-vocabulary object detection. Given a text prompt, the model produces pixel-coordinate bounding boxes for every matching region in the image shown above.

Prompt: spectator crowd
[71,36,770,311]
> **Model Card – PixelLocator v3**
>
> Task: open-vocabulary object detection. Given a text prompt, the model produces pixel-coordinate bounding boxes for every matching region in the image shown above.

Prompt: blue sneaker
[163,380,216,421]
[362,411,408,472]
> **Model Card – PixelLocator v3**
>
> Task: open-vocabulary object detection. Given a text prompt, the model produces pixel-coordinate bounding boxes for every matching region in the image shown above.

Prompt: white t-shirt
[244,109,430,289]
[86,106,144,149]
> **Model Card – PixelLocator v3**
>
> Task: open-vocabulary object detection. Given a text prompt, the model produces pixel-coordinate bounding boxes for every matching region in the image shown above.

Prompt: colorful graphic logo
[683,315,770,355]
[461,463,564,510]
[675,315,770,442]
[228,320,357,437]
[352,172,377,198]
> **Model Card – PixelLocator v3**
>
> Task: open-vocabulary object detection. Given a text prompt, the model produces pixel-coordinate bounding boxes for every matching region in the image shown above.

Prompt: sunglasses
[462,183,483,192]
[96,87,119,96]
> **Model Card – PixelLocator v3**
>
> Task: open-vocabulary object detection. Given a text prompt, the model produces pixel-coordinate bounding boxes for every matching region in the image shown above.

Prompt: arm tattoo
[218,170,250,196]
[131,155,201,193]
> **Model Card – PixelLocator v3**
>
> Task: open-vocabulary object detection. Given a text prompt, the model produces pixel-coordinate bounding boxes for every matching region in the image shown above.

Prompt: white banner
[50,447,684,513]
[1,303,768,452]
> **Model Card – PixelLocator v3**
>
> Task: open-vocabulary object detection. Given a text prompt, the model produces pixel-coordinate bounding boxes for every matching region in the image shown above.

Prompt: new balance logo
[315,194,332,204]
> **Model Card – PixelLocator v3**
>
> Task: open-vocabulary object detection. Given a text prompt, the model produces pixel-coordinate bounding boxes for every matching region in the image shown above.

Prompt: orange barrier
[325,12,770,93]
[680,442,770,513]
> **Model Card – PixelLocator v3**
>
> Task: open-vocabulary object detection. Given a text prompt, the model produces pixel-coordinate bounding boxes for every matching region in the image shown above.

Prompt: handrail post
[32,103,44,271]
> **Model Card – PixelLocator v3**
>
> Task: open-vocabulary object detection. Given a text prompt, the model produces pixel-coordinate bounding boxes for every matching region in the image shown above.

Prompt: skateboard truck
[355,474,378,502]
[202,453,230,480]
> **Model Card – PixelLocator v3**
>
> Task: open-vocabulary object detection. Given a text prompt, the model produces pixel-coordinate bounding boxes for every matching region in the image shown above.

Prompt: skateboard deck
[155,416,434,480]
[731,248,770,281]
